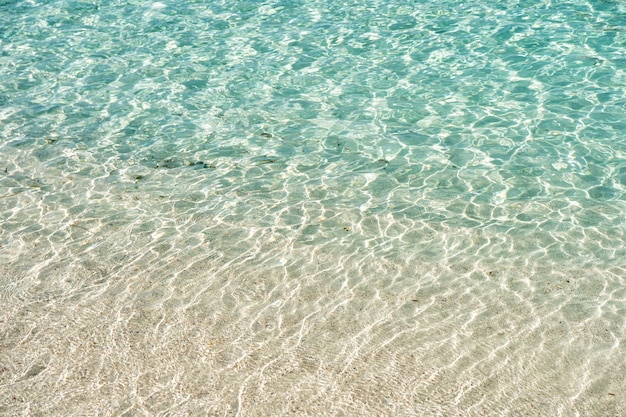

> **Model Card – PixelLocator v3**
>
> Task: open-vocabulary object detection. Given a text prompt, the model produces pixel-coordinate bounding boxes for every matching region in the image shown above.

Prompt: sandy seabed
[1,224,625,416]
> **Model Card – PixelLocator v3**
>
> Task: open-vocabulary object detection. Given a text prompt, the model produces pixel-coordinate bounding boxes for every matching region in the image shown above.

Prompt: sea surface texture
[1,0,626,415]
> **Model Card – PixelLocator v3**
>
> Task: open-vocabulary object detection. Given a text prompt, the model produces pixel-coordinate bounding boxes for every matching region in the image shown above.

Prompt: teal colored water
[1,1,626,415]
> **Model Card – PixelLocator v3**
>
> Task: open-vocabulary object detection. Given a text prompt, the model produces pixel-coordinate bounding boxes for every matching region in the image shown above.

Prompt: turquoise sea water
[1,0,626,415]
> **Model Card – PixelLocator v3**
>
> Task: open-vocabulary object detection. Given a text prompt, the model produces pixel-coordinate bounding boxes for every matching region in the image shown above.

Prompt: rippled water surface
[2,0,626,415]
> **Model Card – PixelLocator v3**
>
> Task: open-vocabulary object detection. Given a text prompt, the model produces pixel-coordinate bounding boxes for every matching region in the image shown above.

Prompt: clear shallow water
[1,0,626,415]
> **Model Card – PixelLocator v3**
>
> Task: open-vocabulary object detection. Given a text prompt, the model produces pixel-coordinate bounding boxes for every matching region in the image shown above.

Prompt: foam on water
[1,0,626,415]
